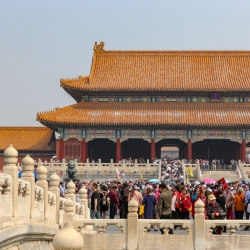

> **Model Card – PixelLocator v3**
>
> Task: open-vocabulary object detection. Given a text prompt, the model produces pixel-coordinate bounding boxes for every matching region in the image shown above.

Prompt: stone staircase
[201,170,238,182]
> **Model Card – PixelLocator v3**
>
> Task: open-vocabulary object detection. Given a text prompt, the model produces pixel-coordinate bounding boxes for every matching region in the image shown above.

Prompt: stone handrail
[238,160,249,181]
[75,218,126,234]
[54,198,250,250]
[43,159,159,171]
[0,145,86,249]
[43,158,161,181]
[183,161,199,183]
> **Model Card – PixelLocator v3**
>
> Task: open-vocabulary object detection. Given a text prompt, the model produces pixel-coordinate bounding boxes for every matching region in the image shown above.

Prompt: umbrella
[149,179,160,183]
[202,178,216,184]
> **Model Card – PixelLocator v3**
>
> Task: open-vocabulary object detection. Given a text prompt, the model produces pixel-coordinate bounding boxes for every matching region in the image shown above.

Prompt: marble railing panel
[34,185,44,220]
[17,179,30,218]
[0,174,12,218]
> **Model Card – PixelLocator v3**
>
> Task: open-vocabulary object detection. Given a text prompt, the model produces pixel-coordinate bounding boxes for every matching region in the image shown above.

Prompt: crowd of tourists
[160,159,184,182]
[59,176,250,235]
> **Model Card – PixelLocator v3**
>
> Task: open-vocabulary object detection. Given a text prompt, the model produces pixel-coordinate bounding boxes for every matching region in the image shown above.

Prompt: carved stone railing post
[49,158,53,172]
[2,144,18,217]
[62,159,66,172]
[122,159,126,170]
[49,173,60,223]
[63,198,75,226]
[110,159,114,173]
[98,159,101,171]
[21,154,35,219]
[79,187,88,219]
[53,221,83,250]
[78,187,94,233]
[194,198,205,250]
[182,160,186,184]
[146,159,150,172]
[127,198,138,250]
[158,159,162,180]
[36,160,48,220]
[66,180,76,210]
[86,158,90,169]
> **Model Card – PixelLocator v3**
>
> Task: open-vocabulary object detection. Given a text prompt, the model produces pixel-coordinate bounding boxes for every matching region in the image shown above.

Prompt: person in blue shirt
[18,165,37,181]
[244,185,250,230]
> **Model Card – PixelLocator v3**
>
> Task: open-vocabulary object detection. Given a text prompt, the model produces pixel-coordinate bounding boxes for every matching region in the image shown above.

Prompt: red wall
[64,138,81,161]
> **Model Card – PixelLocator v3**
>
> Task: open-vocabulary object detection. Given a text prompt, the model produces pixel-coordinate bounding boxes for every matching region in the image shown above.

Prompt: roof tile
[0,127,55,151]
[36,102,250,127]
[60,50,250,92]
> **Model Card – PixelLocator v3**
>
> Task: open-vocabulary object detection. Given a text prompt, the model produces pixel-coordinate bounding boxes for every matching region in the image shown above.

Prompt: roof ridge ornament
[94,41,105,54]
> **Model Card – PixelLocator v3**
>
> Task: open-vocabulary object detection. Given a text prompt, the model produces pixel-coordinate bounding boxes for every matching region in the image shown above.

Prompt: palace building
[37,42,250,164]
[0,127,56,169]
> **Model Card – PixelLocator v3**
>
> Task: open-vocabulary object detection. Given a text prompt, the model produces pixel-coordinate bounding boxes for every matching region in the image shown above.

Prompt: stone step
[201,171,238,182]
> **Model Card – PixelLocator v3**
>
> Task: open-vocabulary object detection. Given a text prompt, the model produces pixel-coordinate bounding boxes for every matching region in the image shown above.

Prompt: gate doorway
[161,146,179,160]
[88,139,115,162]
[156,139,186,160]
[122,139,150,160]
[192,139,240,164]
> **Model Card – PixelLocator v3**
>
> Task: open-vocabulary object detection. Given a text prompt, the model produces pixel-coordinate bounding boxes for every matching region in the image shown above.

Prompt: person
[120,183,129,219]
[191,186,199,219]
[216,189,226,212]
[206,194,226,234]
[216,189,226,233]
[174,185,181,220]
[128,186,143,217]
[234,187,245,220]
[224,187,234,220]
[75,190,79,202]
[87,181,93,207]
[18,165,37,181]
[158,183,173,234]
[179,188,191,219]
[100,187,109,219]
[244,185,250,230]
[109,186,118,219]
[142,186,157,231]
[90,183,101,219]
[60,182,66,197]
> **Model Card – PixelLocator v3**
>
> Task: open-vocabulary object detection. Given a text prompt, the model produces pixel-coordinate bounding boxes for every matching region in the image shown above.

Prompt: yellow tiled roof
[37,102,250,127]
[0,127,55,151]
[60,48,250,92]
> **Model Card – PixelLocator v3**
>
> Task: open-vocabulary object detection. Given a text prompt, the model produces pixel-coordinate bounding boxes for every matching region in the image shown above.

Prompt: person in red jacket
[179,187,191,219]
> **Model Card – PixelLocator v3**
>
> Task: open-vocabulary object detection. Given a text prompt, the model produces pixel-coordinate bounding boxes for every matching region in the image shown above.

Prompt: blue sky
[0,0,250,126]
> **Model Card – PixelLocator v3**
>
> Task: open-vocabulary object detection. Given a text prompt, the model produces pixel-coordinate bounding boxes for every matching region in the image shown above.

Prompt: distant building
[0,127,56,171]
[37,42,250,164]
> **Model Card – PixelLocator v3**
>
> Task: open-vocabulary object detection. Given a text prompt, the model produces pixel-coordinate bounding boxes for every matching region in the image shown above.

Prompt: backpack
[101,195,107,206]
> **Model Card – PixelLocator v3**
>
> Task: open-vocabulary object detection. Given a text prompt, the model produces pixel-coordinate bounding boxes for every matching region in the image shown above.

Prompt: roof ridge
[102,50,250,55]
[0,126,51,130]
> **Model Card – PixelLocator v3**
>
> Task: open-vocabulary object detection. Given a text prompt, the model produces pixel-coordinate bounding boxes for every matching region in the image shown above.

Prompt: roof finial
[94,41,105,54]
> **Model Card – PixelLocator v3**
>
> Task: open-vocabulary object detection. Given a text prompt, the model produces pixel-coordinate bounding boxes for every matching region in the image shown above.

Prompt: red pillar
[81,139,86,163]
[116,139,121,163]
[187,139,192,161]
[242,139,246,162]
[59,138,64,160]
[151,139,156,159]
[56,139,60,159]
